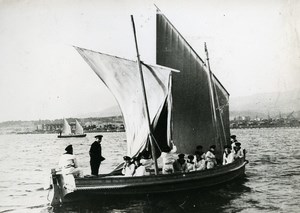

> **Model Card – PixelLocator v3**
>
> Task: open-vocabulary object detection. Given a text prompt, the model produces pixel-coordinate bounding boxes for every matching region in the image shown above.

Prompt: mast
[204,43,220,146]
[208,52,227,146]
[131,15,159,175]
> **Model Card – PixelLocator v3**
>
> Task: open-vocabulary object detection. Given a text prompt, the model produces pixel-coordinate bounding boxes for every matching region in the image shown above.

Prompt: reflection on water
[0,128,300,212]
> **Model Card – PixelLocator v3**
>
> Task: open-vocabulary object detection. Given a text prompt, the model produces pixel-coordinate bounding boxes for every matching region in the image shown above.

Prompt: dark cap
[178,153,185,159]
[65,144,73,152]
[235,142,241,146]
[188,154,194,160]
[123,156,131,161]
[230,135,236,139]
[210,145,216,149]
[95,135,103,139]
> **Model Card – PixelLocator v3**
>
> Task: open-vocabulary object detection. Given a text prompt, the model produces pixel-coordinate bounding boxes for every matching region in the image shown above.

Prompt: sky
[0,0,299,122]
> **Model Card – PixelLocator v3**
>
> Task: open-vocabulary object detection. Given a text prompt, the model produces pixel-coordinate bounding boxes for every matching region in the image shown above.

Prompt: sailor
[222,145,234,165]
[89,135,105,176]
[173,153,188,173]
[160,141,177,174]
[186,154,195,172]
[205,145,217,169]
[58,145,83,177]
[233,142,244,159]
[122,156,135,177]
[132,156,146,176]
[230,135,238,149]
[139,149,154,175]
[194,151,206,171]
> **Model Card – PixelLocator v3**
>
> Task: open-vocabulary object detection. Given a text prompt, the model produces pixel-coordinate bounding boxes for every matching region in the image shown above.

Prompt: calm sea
[0,128,299,213]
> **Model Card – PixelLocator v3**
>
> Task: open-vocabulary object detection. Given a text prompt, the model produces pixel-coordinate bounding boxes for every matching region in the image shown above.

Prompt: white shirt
[235,149,244,158]
[58,154,78,169]
[134,165,146,176]
[194,159,206,171]
[161,145,177,165]
[223,152,234,165]
[122,163,135,177]
[187,161,194,172]
[58,153,79,175]
[205,151,217,169]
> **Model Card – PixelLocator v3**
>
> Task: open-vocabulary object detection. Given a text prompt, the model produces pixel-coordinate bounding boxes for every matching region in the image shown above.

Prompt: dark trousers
[90,160,101,176]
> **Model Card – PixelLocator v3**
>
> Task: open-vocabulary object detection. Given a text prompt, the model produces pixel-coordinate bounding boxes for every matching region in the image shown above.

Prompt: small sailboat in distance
[58,119,86,138]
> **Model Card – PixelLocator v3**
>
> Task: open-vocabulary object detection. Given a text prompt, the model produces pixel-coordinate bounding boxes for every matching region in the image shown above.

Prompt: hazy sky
[0,0,299,122]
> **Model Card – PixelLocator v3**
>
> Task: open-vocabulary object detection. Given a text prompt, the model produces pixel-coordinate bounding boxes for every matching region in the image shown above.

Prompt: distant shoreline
[14,129,125,135]
[5,126,298,135]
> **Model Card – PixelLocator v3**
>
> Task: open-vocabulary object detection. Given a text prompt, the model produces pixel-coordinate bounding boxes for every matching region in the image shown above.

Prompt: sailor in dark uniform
[89,135,105,176]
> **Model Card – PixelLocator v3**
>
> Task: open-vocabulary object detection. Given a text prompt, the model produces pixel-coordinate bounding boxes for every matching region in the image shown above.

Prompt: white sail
[75,120,84,135]
[75,47,177,157]
[62,118,72,135]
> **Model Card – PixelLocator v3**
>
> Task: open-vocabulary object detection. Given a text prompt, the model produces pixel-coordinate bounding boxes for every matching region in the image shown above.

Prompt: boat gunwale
[74,158,247,190]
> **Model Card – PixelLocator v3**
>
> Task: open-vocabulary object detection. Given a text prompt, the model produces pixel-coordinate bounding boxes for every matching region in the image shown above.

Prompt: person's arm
[170,144,177,153]
[73,156,79,168]
[122,164,126,175]
[222,153,226,165]
[205,152,212,160]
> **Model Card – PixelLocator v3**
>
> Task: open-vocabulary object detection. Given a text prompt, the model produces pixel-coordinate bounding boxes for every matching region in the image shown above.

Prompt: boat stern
[50,169,76,206]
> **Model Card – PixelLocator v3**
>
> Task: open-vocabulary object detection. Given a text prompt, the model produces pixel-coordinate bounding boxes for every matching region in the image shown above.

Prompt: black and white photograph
[0,0,299,212]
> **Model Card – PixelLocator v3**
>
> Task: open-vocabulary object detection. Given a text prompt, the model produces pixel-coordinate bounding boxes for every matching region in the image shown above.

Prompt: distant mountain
[230,89,300,118]
[77,89,300,120]
[76,105,122,118]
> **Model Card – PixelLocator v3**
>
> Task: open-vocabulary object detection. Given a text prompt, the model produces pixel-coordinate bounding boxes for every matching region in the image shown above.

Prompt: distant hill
[78,89,300,120]
[230,88,300,118]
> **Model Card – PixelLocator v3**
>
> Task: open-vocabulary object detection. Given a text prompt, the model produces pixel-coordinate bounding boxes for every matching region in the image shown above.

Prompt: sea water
[0,128,299,212]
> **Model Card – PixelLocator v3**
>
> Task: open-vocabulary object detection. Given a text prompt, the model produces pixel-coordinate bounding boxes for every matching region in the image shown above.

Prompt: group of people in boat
[120,134,244,176]
[57,134,244,177]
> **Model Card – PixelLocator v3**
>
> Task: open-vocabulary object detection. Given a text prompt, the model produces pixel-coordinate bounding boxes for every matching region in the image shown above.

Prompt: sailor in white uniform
[58,145,82,177]
[205,145,217,169]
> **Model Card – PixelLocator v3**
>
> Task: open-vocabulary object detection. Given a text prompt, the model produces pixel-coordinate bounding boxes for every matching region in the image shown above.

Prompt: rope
[150,133,162,153]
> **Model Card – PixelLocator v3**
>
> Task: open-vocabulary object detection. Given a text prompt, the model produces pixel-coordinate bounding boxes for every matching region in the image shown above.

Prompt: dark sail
[156,11,230,156]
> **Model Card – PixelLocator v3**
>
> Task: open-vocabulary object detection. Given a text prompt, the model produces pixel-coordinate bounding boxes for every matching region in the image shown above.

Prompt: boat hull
[57,134,87,138]
[50,157,247,205]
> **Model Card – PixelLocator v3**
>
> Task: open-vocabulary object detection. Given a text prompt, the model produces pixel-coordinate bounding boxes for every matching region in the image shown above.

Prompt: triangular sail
[75,120,84,135]
[75,47,176,157]
[62,118,72,135]
[156,11,230,156]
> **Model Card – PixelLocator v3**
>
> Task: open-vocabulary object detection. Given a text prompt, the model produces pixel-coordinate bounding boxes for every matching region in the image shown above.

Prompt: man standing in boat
[89,135,105,176]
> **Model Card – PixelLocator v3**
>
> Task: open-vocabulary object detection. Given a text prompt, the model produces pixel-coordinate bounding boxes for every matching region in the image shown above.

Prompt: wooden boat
[51,157,247,204]
[50,8,247,206]
[57,119,86,138]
